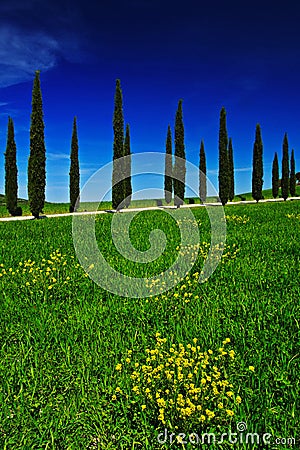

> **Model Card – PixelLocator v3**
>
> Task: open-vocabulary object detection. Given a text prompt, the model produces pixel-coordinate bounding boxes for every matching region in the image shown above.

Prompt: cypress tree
[281,133,289,201]
[272,152,279,198]
[290,148,296,197]
[199,140,207,202]
[173,99,186,208]
[112,79,125,211]
[251,124,263,202]
[164,125,173,204]
[228,137,235,201]
[5,117,20,215]
[123,123,132,208]
[69,117,80,212]
[218,107,229,205]
[28,71,46,218]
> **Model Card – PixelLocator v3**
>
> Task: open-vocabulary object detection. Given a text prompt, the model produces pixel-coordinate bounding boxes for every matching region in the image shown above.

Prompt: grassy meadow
[0,201,299,448]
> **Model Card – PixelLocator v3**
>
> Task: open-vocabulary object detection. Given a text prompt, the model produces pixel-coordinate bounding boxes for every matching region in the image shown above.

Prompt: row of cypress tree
[272,134,296,200]
[4,71,80,217]
[4,75,298,215]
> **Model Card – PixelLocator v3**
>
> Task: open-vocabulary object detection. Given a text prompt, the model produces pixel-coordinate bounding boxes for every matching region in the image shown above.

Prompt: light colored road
[0,196,299,222]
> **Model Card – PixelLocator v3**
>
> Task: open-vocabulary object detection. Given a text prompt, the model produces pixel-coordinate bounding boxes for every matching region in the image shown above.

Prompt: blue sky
[0,0,300,202]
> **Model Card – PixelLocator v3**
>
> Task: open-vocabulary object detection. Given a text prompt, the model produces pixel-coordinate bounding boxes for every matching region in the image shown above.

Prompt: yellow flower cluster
[286,213,300,220]
[0,250,86,293]
[224,214,250,224]
[113,334,241,430]
[144,242,239,296]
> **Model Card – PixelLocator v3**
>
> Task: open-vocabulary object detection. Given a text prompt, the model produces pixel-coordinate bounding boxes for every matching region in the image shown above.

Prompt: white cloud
[0,25,60,88]
[208,167,252,175]
[235,167,252,173]
[47,152,70,161]
[0,20,88,88]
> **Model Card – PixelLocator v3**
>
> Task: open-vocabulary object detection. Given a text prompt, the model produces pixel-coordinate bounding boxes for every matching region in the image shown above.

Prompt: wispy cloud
[235,167,252,173]
[0,25,59,88]
[208,167,252,175]
[47,152,70,161]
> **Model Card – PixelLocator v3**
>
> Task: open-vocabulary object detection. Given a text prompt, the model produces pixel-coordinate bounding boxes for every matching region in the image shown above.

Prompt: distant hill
[1,185,300,209]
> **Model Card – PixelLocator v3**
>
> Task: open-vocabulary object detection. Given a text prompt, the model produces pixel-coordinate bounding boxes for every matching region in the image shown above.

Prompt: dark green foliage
[281,133,289,201]
[173,100,186,207]
[290,149,296,197]
[28,71,46,218]
[69,117,80,213]
[199,140,207,202]
[228,137,235,201]
[5,117,20,216]
[164,125,173,204]
[218,107,229,205]
[272,152,279,199]
[112,79,125,210]
[123,123,132,208]
[295,172,300,184]
[251,124,264,202]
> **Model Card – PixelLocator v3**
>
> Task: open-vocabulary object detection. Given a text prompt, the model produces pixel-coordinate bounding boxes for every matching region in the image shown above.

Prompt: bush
[188,198,195,204]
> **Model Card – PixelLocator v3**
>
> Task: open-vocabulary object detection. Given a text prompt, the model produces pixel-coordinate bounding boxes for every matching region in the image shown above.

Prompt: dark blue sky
[1,0,300,202]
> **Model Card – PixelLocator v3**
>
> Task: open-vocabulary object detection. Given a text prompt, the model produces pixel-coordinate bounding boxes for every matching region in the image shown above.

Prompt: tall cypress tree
[199,140,206,202]
[290,148,296,197]
[112,79,125,211]
[28,71,46,218]
[5,117,20,215]
[69,117,80,212]
[228,137,235,201]
[123,123,132,208]
[272,152,279,198]
[251,124,263,202]
[173,99,186,207]
[218,107,229,205]
[281,133,289,201]
[164,125,173,204]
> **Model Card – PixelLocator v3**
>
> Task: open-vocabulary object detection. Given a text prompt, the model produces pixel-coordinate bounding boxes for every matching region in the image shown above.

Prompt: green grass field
[0,201,299,448]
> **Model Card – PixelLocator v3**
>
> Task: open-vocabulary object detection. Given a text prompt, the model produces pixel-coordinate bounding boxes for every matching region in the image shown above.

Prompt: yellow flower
[115,387,122,393]
[226,409,234,416]
[115,363,122,371]
[141,404,146,411]
[236,396,242,404]
[249,366,255,372]
[111,395,117,401]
